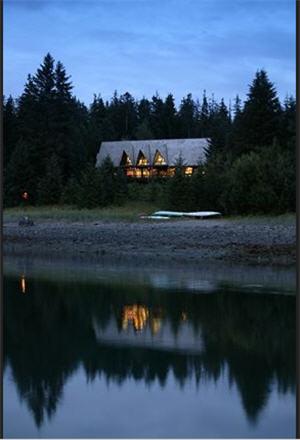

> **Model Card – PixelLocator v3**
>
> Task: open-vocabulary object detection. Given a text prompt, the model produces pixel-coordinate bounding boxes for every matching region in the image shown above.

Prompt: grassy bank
[3,202,160,223]
[3,204,295,224]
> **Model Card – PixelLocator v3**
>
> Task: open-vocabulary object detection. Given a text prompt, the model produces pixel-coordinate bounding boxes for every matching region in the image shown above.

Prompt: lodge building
[96,138,210,179]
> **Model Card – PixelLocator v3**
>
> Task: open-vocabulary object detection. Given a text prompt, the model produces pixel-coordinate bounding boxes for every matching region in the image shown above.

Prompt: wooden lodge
[96,138,210,179]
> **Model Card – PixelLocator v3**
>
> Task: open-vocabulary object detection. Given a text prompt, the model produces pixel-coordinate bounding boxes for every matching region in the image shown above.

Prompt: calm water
[4,258,296,438]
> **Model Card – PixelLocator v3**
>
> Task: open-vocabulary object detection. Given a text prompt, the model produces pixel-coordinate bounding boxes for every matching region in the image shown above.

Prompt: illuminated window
[142,168,150,178]
[154,150,167,166]
[120,151,132,166]
[126,168,135,177]
[167,167,176,177]
[135,168,142,178]
[137,150,149,166]
[185,167,193,175]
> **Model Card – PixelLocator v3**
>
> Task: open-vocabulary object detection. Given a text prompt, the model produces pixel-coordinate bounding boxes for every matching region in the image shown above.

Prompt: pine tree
[205,99,231,163]
[178,93,196,138]
[99,156,116,206]
[162,94,178,138]
[200,90,210,137]
[135,119,154,140]
[5,140,37,206]
[119,92,138,139]
[76,164,102,209]
[280,95,295,152]
[3,95,18,169]
[150,93,165,138]
[166,155,190,210]
[37,154,63,205]
[238,69,282,151]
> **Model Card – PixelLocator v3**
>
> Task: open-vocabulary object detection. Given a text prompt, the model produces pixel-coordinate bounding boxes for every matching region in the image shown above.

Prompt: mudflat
[3,217,296,267]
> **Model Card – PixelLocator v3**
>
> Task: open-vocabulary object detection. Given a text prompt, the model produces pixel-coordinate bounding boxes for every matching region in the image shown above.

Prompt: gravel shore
[3,217,296,267]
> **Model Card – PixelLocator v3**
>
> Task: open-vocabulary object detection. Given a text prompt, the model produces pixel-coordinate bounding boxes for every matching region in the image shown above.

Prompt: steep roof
[96,138,210,167]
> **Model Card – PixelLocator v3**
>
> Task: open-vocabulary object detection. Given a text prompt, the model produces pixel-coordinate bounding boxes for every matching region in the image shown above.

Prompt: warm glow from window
[137,157,148,166]
[142,169,150,178]
[167,168,176,177]
[125,156,132,166]
[121,151,132,166]
[185,167,193,175]
[154,150,167,166]
[137,151,149,166]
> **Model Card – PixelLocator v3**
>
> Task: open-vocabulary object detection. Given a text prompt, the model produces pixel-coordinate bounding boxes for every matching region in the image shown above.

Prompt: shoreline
[3,217,296,267]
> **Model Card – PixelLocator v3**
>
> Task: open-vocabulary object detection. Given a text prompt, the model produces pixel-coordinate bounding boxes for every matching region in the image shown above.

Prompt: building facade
[96,138,210,179]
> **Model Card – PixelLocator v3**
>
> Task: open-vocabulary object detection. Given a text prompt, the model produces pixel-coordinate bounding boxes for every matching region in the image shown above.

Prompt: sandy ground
[3,217,296,267]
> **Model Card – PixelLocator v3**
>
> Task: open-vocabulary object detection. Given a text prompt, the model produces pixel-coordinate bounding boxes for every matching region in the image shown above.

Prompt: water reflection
[4,269,295,436]
[19,274,27,294]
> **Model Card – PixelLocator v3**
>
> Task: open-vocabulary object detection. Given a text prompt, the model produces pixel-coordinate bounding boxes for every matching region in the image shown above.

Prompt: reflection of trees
[4,275,295,428]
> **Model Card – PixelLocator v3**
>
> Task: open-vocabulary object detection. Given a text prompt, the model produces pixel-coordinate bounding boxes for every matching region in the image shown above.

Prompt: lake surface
[4,257,296,438]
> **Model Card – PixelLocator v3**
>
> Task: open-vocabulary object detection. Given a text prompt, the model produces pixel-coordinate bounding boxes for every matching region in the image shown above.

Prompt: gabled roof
[96,138,210,167]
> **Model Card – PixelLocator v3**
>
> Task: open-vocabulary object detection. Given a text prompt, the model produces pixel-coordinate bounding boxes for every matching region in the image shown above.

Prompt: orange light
[122,305,149,331]
[22,192,29,200]
[20,275,26,293]
[184,167,193,175]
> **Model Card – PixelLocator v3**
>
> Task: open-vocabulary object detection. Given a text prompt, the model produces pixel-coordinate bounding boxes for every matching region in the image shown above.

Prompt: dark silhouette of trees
[3,54,295,214]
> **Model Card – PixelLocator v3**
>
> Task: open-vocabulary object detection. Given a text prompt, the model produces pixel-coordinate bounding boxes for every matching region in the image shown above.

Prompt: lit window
[185,167,193,175]
[154,150,167,166]
[120,151,132,166]
[137,151,149,166]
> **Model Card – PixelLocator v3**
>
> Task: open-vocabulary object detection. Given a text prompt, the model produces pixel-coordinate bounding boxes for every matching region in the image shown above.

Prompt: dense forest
[3,53,295,213]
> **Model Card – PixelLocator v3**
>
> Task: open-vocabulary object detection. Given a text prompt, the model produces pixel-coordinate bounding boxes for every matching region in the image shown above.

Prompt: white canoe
[184,211,221,218]
[140,215,171,220]
[153,210,221,218]
[153,211,185,217]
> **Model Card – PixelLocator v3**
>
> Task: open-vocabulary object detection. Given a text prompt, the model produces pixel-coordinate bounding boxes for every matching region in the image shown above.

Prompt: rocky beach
[3,217,296,267]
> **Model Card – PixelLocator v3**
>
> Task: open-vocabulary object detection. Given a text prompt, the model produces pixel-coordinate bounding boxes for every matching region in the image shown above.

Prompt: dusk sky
[4,0,295,107]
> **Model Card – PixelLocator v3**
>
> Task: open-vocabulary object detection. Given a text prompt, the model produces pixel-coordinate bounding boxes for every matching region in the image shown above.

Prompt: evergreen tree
[199,90,210,137]
[37,154,63,205]
[166,156,190,210]
[119,92,138,139]
[3,95,18,169]
[135,119,154,140]
[205,99,231,163]
[76,164,102,209]
[162,94,178,138]
[5,140,37,206]
[99,156,116,206]
[279,95,296,152]
[150,93,165,139]
[178,93,196,138]
[237,70,282,152]
[114,168,128,205]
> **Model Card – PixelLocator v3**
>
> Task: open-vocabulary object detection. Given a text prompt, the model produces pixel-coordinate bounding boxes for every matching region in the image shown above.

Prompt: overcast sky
[4,0,295,107]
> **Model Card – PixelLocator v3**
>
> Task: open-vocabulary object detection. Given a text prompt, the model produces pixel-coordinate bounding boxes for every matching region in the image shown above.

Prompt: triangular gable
[153,149,167,165]
[136,150,149,166]
[120,150,132,166]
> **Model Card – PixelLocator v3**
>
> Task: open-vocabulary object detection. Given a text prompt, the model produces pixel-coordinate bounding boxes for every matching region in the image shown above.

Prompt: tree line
[3,53,295,213]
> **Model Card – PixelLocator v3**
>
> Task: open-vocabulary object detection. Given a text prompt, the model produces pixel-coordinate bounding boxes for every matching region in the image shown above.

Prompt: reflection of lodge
[93,304,198,353]
[5,273,296,430]
[122,305,150,332]
[96,138,209,179]
[122,305,165,335]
